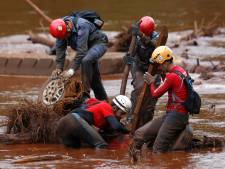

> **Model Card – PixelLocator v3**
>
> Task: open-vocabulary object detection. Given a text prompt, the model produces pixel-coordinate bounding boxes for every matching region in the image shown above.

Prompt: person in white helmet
[56,95,132,148]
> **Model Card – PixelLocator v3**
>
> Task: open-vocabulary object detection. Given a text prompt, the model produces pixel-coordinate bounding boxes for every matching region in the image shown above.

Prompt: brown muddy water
[1,0,225,36]
[1,75,225,168]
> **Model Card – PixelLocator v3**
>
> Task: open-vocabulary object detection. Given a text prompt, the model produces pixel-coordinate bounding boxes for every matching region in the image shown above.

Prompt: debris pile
[3,78,85,144]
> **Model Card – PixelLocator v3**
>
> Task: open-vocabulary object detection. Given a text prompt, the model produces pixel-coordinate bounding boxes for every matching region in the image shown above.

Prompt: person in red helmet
[123,16,160,127]
[49,19,68,40]
[139,16,155,37]
[49,12,108,101]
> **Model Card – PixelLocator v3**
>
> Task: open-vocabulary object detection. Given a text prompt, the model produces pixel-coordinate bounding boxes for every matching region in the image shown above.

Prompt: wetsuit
[133,65,189,152]
[55,16,108,100]
[56,98,129,148]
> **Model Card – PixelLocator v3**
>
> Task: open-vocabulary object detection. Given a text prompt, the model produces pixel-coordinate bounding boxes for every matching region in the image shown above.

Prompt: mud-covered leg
[56,113,108,148]
[129,116,164,163]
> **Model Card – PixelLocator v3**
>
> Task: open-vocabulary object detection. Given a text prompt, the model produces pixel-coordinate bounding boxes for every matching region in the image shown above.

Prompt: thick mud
[0,75,225,168]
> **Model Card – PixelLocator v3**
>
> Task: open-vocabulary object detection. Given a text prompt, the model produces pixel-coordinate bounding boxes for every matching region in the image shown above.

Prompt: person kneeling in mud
[130,46,189,159]
[56,95,132,148]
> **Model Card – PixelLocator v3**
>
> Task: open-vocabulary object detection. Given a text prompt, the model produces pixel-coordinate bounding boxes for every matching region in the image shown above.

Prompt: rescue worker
[129,46,189,160]
[124,16,160,126]
[56,95,132,148]
[49,14,108,101]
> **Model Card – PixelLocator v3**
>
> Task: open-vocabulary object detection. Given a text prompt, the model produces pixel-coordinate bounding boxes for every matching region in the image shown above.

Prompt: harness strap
[170,70,187,109]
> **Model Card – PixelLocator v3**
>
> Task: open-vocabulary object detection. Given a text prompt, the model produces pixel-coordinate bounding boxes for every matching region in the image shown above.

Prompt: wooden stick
[120,34,137,95]
[131,26,168,134]
[24,0,53,23]
[13,155,65,164]
[27,31,55,47]
[0,133,32,144]
[131,64,155,134]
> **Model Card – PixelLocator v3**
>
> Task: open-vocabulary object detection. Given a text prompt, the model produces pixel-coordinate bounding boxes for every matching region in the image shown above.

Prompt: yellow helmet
[151,46,173,64]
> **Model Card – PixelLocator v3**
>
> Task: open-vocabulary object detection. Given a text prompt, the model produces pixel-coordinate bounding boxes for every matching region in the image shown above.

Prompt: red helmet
[139,16,155,36]
[49,19,67,39]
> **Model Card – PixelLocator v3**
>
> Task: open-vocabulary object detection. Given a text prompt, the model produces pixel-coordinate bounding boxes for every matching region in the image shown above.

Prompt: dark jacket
[55,16,108,70]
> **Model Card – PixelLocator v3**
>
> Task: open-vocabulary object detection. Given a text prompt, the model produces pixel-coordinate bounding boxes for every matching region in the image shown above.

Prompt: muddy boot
[128,141,142,164]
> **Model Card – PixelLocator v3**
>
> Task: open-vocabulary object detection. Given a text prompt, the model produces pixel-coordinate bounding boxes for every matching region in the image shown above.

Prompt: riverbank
[0,28,224,76]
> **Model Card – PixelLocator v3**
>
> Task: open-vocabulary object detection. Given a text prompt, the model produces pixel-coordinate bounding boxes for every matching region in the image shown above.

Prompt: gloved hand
[143,72,155,85]
[51,68,62,79]
[123,53,136,65]
[131,22,140,36]
[61,68,75,79]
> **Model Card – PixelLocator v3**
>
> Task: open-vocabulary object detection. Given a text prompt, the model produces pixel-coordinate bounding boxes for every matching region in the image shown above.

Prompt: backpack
[70,10,104,29]
[173,70,201,115]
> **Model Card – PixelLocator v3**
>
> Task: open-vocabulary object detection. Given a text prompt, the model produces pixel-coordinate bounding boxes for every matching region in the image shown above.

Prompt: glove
[123,53,136,65]
[131,22,140,36]
[143,72,155,85]
[61,68,75,79]
[51,68,62,79]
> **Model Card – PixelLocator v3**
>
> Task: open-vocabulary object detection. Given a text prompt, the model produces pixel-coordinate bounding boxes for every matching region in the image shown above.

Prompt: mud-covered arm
[106,116,130,134]
[55,39,67,70]
[71,23,90,71]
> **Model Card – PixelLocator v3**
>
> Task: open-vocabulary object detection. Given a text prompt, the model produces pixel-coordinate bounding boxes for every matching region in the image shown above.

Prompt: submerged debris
[5,78,85,144]
[180,17,221,42]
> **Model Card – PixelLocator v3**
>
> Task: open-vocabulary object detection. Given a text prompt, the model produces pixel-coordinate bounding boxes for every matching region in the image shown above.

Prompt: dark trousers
[130,70,158,127]
[56,113,108,148]
[133,111,189,152]
[81,43,108,101]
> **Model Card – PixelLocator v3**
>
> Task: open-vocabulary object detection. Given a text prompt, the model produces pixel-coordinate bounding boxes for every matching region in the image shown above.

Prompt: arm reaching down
[106,116,130,134]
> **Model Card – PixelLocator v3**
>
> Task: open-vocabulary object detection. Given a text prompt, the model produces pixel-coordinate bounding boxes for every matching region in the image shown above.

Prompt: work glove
[131,22,140,36]
[51,68,62,79]
[123,53,136,65]
[61,68,75,79]
[143,72,155,85]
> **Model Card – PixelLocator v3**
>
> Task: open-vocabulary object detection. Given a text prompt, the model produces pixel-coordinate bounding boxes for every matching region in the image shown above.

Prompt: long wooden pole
[131,26,168,134]
[120,34,137,95]
[24,0,53,23]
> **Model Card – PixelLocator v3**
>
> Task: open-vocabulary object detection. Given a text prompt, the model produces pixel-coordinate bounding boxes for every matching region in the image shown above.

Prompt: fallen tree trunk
[0,133,32,144]
[27,31,55,48]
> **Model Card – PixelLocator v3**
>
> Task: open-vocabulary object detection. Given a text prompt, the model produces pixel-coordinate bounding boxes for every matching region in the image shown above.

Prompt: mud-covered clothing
[57,98,129,148]
[150,65,188,114]
[133,111,189,152]
[55,16,108,71]
[130,71,158,127]
[132,65,189,152]
[55,16,108,100]
[74,98,129,133]
[57,113,108,148]
[134,31,159,72]
[129,31,159,126]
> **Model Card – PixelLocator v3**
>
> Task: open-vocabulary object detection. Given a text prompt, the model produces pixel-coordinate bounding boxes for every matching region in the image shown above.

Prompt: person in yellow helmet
[129,46,190,161]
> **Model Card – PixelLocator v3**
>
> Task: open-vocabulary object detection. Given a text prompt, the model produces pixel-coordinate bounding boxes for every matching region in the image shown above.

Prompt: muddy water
[1,75,225,168]
[1,0,225,36]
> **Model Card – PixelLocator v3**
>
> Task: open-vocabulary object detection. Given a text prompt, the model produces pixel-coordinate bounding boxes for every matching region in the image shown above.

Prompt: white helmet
[112,95,132,113]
